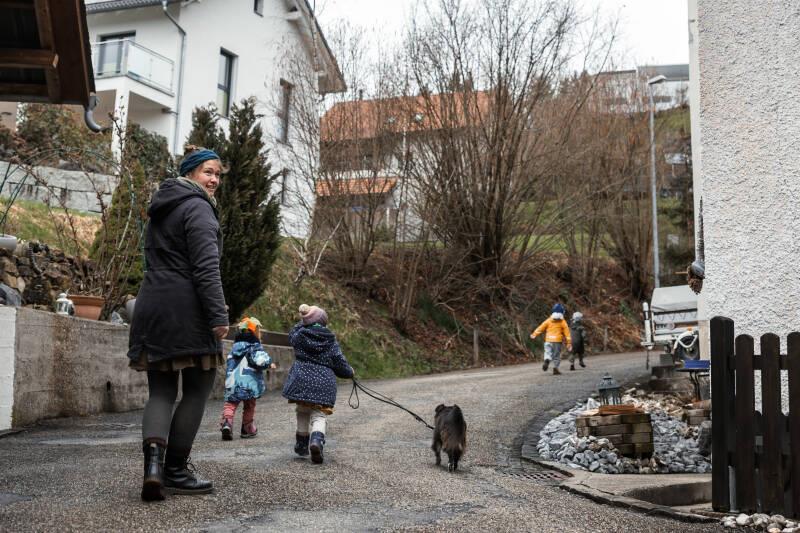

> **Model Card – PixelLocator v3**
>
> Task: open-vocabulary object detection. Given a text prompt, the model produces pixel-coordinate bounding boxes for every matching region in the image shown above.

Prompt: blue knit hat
[552,303,565,314]
[179,148,220,177]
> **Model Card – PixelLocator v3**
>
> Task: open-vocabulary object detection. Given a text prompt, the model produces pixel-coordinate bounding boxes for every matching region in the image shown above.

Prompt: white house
[85,0,345,237]
[597,64,689,114]
[688,0,800,354]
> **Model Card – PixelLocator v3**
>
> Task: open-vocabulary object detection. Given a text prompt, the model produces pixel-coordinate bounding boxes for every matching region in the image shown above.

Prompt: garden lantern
[598,373,621,405]
[55,293,73,316]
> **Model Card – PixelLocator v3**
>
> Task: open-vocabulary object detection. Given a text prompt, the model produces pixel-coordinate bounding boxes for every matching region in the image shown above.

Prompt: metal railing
[91,39,174,94]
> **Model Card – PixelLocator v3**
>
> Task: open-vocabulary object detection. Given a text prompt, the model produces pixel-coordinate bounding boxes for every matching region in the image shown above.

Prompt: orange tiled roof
[315,177,398,197]
[321,91,492,142]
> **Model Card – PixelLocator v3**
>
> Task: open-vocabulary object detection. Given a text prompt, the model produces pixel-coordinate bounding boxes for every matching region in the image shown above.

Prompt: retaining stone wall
[0,160,117,214]
[2,306,295,429]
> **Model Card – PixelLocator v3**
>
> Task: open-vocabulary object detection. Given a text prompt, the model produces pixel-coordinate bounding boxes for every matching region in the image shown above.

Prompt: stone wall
[1,305,296,429]
[0,245,91,309]
[0,160,117,214]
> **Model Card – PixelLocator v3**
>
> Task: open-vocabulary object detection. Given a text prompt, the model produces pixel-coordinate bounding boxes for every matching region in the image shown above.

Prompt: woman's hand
[269,363,277,369]
[213,325,229,340]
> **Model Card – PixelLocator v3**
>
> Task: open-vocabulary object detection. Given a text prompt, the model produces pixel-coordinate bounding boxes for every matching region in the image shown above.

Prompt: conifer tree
[187,99,281,321]
[185,105,226,158]
[218,98,281,322]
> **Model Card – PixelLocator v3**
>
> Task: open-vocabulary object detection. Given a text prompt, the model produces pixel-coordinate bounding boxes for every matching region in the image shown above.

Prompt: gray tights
[142,367,216,456]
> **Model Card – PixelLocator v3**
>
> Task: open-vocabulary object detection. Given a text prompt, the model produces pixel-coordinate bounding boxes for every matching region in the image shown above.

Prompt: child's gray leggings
[142,367,216,456]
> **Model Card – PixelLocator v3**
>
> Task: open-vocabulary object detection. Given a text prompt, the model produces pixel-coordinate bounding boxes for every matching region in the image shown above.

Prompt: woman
[129,145,229,502]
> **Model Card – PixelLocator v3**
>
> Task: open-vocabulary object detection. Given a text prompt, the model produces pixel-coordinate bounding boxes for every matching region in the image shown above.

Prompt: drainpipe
[162,0,186,154]
[84,94,110,133]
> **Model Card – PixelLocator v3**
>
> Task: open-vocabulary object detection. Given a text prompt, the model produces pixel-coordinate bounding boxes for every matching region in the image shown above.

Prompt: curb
[519,389,717,524]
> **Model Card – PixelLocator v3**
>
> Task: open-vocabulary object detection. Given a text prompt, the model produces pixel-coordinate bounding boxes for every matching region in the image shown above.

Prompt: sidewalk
[520,398,717,524]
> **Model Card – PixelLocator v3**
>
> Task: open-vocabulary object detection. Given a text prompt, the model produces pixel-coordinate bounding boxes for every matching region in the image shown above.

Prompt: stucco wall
[695,0,800,346]
[5,306,296,429]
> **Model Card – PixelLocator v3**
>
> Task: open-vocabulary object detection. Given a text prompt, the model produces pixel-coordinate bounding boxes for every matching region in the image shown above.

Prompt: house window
[98,32,135,76]
[277,79,293,144]
[280,169,289,205]
[254,0,264,15]
[216,50,235,116]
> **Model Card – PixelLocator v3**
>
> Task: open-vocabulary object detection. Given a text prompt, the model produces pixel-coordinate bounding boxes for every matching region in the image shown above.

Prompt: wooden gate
[711,316,800,517]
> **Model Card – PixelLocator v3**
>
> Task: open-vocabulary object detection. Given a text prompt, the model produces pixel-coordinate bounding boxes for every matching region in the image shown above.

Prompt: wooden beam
[0,1,35,9]
[0,83,49,98]
[0,49,58,69]
[33,0,61,103]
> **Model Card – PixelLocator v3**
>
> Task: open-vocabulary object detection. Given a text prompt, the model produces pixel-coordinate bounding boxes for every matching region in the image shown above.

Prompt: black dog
[432,404,467,471]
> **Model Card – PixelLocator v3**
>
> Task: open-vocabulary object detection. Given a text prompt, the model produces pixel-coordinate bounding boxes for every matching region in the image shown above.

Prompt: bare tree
[404,0,614,289]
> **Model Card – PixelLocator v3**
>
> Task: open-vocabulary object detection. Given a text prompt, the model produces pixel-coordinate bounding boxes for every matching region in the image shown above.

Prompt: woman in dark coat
[129,146,229,501]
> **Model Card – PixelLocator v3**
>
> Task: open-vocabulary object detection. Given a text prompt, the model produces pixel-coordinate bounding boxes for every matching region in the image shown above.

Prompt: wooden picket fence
[711,316,800,517]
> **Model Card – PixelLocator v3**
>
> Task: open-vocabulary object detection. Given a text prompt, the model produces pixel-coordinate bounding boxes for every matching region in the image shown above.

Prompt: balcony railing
[91,39,174,94]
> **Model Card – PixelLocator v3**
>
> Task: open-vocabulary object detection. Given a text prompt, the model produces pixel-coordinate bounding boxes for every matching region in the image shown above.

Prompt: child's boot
[542,359,550,371]
[579,357,586,368]
[240,422,258,439]
[220,418,233,441]
[569,364,575,371]
[553,367,562,376]
[309,432,325,464]
[294,433,310,456]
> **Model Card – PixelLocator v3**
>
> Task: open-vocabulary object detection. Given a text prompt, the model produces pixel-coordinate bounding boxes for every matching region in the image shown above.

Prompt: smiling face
[189,159,222,197]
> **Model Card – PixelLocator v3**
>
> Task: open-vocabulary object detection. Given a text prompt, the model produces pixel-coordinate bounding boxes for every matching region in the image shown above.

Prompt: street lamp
[647,75,666,289]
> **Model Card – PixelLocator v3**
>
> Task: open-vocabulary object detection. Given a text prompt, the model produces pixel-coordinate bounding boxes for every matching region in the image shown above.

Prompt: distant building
[597,64,689,113]
[84,0,345,237]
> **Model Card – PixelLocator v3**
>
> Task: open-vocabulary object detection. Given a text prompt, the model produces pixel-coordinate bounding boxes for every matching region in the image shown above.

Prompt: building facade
[689,0,800,351]
[85,0,345,236]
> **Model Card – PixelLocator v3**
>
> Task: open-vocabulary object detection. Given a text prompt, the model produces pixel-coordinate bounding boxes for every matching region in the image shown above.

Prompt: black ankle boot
[294,433,310,456]
[141,441,166,502]
[163,454,213,495]
[309,432,325,464]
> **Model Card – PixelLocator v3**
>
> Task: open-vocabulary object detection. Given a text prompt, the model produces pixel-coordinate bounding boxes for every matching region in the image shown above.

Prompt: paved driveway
[0,351,720,532]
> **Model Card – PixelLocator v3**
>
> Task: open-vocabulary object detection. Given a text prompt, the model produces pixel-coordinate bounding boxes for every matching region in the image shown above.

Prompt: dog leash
[348,378,434,430]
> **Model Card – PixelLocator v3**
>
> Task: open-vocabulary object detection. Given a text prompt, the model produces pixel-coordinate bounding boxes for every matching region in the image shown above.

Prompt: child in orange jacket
[530,303,572,375]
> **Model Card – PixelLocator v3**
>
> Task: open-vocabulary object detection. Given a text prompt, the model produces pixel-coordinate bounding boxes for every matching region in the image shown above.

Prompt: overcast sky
[314,0,689,69]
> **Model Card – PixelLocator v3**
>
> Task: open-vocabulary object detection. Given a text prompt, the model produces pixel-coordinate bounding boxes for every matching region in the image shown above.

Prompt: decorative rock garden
[721,513,800,532]
[537,389,712,474]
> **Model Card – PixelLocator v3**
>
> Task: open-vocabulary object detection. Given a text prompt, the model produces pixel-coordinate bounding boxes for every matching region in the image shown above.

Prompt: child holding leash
[283,304,354,464]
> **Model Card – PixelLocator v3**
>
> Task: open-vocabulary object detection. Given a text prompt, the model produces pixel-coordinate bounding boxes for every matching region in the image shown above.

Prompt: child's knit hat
[299,304,328,326]
[552,303,566,314]
[572,312,583,322]
[238,316,263,335]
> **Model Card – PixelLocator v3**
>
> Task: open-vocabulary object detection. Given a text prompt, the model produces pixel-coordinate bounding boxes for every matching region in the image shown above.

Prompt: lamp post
[647,74,667,289]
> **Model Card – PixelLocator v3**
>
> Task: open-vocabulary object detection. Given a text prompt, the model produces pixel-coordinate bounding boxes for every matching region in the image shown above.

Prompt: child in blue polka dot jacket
[282,304,354,464]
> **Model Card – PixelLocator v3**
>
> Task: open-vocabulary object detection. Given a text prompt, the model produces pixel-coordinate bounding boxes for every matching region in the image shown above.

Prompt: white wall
[0,307,15,430]
[87,1,326,237]
[692,0,800,345]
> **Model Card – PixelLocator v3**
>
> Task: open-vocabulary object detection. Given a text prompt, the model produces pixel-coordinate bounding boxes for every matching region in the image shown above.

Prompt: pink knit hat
[299,304,328,326]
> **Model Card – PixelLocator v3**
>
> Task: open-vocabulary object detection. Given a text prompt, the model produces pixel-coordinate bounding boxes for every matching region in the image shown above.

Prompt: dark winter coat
[570,321,587,355]
[282,322,354,408]
[128,178,228,363]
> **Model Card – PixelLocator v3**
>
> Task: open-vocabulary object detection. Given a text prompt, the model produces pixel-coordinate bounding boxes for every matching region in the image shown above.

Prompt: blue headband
[179,149,220,177]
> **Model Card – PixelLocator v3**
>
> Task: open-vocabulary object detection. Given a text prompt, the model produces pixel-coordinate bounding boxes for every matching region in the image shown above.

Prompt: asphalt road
[0,351,721,532]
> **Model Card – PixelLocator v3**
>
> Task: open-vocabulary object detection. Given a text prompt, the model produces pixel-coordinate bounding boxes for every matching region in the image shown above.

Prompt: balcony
[91,39,174,95]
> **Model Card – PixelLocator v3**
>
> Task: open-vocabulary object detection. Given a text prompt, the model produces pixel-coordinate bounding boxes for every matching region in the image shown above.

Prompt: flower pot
[70,295,105,320]
[0,234,17,253]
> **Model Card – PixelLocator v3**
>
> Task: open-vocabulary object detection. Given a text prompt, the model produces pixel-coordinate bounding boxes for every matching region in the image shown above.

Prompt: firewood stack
[576,404,654,457]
